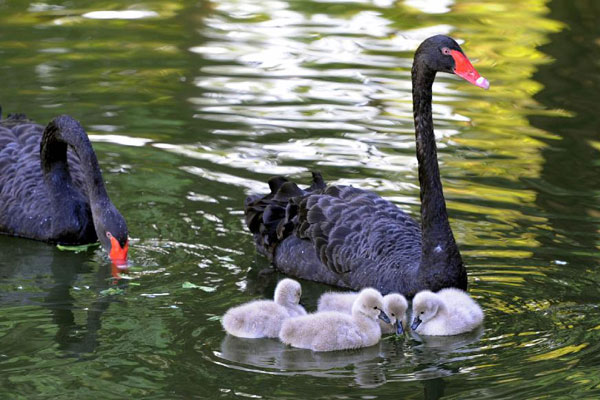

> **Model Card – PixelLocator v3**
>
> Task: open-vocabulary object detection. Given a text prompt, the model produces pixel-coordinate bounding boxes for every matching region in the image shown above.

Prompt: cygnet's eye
[441,47,451,55]
[106,232,113,239]
[373,306,377,310]
[391,313,395,317]
[420,311,424,314]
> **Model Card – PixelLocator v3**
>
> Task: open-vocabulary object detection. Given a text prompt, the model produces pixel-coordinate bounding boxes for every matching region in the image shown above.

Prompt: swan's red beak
[109,236,129,267]
[451,50,490,90]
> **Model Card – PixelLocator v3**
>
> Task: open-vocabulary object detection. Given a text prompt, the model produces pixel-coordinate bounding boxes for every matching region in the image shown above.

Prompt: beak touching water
[411,316,422,331]
[396,320,404,335]
[450,50,490,90]
[378,310,391,324]
[109,236,129,268]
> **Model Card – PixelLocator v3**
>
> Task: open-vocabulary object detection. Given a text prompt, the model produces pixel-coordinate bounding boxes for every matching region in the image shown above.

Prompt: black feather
[0,113,128,259]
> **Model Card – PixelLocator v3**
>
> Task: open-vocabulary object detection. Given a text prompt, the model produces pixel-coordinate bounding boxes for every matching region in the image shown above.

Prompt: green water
[1,0,599,398]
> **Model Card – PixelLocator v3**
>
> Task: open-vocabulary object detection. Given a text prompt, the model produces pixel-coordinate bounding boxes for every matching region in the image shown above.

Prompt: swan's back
[222,300,291,339]
[437,288,483,327]
[245,173,424,294]
[0,116,45,199]
[279,311,362,351]
[0,114,89,241]
[317,291,357,313]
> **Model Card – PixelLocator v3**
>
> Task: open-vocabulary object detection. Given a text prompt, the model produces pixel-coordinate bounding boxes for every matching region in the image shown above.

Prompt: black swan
[0,112,128,265]
[244,35,489,298]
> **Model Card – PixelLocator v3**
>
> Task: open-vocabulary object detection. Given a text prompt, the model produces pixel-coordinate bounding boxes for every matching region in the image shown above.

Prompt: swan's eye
[441,47,451,55]
[373,306,377,310]
[420,311,424,314]
[106,232,113,239]
[391,313,395,317]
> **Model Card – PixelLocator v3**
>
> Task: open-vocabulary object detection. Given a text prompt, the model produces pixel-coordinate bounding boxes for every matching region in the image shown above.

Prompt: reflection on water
[529,0,600,271]
[82,11,159,20]
[1,0,599,398]
[219,335,386,387]
[218,325,485,388]
[0,237,119,357]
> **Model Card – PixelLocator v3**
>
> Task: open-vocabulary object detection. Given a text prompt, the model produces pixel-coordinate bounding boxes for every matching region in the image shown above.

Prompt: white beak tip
[476,76,490,90]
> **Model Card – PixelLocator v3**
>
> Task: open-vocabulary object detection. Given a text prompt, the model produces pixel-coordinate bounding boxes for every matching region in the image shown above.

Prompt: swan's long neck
[411,62,463,277]
[41,115,110,206]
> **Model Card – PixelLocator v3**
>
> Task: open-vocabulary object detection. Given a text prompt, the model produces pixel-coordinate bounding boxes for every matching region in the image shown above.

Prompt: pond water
[1,0,599,398]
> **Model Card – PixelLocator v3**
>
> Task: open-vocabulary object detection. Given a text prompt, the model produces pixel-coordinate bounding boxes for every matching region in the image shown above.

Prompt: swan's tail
[244,172,326,260]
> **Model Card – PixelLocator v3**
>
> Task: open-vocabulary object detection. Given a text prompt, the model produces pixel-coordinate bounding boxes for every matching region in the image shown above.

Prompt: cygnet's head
[411,290,442,331]
[353,288,390,323]
[384,293,408,335]
[273,278,302,306]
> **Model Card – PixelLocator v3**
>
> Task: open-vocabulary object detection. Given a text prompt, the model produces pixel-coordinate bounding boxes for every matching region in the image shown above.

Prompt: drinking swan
[318,291,408,334]
[0,112,128,265]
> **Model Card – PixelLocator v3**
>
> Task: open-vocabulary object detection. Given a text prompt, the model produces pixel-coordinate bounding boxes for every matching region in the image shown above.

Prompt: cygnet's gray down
[279,288,390,352]
[411,287,484,336]
[317,291,408,334]
[222,278,306,338]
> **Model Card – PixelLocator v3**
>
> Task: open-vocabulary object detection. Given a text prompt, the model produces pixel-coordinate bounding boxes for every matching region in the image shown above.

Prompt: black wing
[245,172,422,276]
[0,114,87,239]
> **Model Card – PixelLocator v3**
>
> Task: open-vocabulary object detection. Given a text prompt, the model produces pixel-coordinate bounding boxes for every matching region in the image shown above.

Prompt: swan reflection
[409,324,485,351]
[0,236,124,356]
[219,335,386,387]
[219,326,484,391]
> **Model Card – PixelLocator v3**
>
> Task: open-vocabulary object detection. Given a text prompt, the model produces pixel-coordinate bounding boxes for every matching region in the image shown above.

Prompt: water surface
[1,0,599,398]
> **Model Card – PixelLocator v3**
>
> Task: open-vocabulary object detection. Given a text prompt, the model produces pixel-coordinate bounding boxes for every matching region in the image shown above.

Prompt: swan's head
[415,35,489,90]
[353,288,390,323]
[384,293,408,335]
[273,278,302,306]
[94,202,129,267]
[411,290,443,331]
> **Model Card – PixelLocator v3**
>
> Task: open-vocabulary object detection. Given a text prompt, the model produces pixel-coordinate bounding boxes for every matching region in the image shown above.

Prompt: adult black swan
[0,112,128,265]
[244,35,489,298]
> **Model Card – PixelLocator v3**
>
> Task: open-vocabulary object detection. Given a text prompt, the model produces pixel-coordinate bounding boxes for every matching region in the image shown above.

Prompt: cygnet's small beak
[396,320,404,335]
[411,316,422,331]
[378,310,391,324]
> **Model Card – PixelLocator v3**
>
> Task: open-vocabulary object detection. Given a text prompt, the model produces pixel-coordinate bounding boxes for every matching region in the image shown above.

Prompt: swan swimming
[279,288,390,352]
[244,35,490,297]
[411,288,483,336]
[222,278,306,338]
[317,291,408,334]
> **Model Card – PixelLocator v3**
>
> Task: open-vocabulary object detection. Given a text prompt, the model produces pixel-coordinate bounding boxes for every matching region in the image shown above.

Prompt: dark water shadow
[0,236,122,357]
[527,0,600,288]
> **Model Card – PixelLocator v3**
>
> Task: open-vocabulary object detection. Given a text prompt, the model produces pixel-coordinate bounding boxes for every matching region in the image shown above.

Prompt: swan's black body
[0,112,128,260]
[244,36,486,297]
